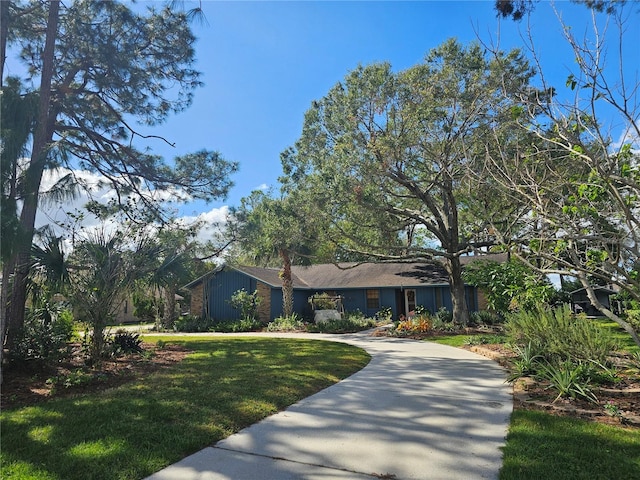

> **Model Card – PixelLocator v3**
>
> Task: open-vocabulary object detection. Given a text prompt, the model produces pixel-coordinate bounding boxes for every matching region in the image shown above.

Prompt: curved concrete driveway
[145,331,512,480]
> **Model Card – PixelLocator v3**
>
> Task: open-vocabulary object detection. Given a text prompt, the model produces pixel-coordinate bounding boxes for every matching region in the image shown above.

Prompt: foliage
[538,361,598,404]
[480,5,640,348]
[464,260,556,312]
[466,334,509,346]
[309,292,340,310]
[10,303,74,365]
[266,314,307,332]
[173,314,215,333]
[506,305,618,364]
[67,229,137,362]
[1,0,237,373]
[308,314,377,334]
[280,38,537,325]
[110,330,143,356]
[209,318,263,333]
[228,190,322,317]
[375,306,393,323]
[228,288,261,321]
[506,342,544,382]
[434,307,454,324]
[391,315,433,336]
[0,337,369,480]
[469,310,504,326]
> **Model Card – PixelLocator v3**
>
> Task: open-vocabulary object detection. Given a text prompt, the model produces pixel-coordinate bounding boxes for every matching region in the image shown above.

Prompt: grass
[1,337,370,480]
[596,319,640,354]
[424,333,473,347]
[500,410,640,480]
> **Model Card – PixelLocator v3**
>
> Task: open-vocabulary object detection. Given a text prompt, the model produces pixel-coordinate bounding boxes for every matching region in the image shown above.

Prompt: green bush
[435,307,453,324]
[506,305,617,364]
[310,315,377,333]
[110,330,143,355]
[469,310,504,326]
[12,303,74,365]
[375,306,393,323]
[228,288,261,320]
[174,314,215,332]
[210,318,263,333]
[266,314,306,332]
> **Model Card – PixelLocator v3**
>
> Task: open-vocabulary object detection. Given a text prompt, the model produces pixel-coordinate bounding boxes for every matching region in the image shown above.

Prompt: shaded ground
[2,336,639,430]
[1,342,190,409]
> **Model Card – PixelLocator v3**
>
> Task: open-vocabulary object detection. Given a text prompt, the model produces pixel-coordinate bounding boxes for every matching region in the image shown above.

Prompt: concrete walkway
[145,332,512,480]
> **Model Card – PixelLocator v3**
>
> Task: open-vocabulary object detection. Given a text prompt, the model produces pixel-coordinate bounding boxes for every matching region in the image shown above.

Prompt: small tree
[229,289,261,321]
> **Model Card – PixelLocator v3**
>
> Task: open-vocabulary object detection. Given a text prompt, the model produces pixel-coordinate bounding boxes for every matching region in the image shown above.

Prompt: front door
[405,289,416,315]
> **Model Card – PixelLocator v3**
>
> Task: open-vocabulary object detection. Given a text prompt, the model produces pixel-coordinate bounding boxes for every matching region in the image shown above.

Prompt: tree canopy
[281,39,536,324]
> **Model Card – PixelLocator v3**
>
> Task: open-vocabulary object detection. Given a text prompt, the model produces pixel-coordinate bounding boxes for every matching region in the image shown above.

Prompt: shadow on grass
[500,410,640,480]
[1,338,370,480]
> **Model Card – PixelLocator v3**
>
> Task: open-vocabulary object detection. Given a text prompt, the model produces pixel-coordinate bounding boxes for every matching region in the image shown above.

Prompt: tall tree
[228,190,320,318]
[1,0,237,365]
[482,5,640,346]
[281,39,535,324]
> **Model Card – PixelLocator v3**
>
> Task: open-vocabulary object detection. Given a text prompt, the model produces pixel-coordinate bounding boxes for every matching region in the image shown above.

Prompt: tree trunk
[2,1,59,375]
[445,256,470,325]
[280,249,294,317]
[579,276,640,348]
[162,286,177,329]
[0,0,9,84]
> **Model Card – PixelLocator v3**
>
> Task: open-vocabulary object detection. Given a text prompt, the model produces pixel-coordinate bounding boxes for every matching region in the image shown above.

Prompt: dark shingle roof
[184,254,507,290]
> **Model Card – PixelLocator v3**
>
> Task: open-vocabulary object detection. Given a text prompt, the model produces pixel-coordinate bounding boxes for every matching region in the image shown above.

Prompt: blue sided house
[184,262,482,323]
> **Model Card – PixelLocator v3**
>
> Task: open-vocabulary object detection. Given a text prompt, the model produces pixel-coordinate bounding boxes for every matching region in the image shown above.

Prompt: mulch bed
[1,343,190,410]
[468,344,640,428]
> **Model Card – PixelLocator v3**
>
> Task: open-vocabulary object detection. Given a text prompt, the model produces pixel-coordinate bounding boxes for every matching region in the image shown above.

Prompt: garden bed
[1,342,190,409]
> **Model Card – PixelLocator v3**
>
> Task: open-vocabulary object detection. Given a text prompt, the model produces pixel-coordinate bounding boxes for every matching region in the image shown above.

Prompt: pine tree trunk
[2,1,59,374]
[280,249,294,317]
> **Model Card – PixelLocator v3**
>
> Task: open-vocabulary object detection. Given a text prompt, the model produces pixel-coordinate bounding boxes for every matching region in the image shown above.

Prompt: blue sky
[18,1,638,239]
[142,0,637,220]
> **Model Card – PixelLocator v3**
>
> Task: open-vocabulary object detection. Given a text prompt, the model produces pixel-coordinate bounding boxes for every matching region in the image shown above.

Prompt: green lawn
[500,410,640,480]
[0,337,370,480]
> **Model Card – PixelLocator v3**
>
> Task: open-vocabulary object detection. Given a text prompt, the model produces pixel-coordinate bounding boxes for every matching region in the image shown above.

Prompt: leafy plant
[435,307,453,324]
[266,314,306,332]
[392,316,433,336]
[309,316,377,333]
[538,361,598,404]
[228,288,261,320]
[174,314,215,332]
[375,306,393,323]
[12,303,74,365]
[210,318,263,333]
[110,330,143,355]
[506,305,618,364]
[309,292,339,310]
[507,342,543,382]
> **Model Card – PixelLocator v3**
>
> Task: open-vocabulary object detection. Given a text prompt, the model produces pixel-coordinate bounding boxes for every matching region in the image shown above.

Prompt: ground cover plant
[0,337,370,480]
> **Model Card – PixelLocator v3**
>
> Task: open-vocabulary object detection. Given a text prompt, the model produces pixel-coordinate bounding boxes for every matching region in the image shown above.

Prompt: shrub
[210,318,263,333]
[266,314,306,332]
[538,360,598,404]
[174,314,215,332]
[506,305,617,364]
[12,303,74,365]
[228,289,261,321]
[309,292,340,310]
[435,307,453,324]
[470,310,504,326]
[392,315,433,336]
[310,315,377,333]
[110,330,143,355]
[375,306,393,323]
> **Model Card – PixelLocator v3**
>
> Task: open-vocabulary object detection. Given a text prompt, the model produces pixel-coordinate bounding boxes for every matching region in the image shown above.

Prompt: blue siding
[199,269,480,322]
[204,269,256,321]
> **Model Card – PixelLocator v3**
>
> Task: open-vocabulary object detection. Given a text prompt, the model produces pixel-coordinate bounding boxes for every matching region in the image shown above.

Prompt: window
[366,289,380,309]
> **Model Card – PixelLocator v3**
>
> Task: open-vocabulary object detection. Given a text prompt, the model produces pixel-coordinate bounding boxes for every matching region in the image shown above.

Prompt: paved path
[145,332,512,480]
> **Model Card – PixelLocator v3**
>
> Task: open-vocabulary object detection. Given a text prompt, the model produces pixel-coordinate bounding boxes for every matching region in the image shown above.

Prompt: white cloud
[34,168,231,251]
